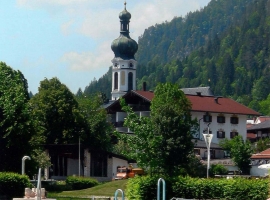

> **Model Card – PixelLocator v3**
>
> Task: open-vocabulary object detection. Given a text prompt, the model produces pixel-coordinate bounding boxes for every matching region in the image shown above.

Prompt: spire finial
[124,1,127,9]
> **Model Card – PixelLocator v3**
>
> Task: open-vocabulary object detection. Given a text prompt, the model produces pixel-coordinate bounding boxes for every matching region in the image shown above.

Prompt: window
[114,72,118,90]
[129,62,133,68]
[217,131,225,138]
[194,149,200,155]
[230,116,239,124]
[114,63,118,67]
[217,116,225,123]
[203,114,212,122]
[230,131,238,138]
[128,72,133,91]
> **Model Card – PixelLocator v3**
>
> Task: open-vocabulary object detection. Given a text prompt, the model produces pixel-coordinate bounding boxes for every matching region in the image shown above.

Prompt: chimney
[142,82,146,91]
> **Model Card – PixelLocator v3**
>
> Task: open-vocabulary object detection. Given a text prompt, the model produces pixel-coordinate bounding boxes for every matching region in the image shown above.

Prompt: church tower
[111,2,138,100]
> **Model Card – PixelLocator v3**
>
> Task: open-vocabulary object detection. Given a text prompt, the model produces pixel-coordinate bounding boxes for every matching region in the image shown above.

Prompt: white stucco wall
[192,111,247,144]
[112,157,129,180]
[250,166,269,177]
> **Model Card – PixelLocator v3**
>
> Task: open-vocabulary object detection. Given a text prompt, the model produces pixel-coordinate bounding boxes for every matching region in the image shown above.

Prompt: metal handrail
[114,188,125,200]
[157,178,166,200]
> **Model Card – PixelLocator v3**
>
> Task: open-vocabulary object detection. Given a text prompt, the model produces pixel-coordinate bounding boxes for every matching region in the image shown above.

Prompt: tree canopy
[219,135,253,174]
[30,77,84,144]
[116,83,198,176]
[0,62,40,172]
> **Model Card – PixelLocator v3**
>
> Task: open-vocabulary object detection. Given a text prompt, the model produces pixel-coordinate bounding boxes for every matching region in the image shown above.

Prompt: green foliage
[126,176,269,200]
[209,164,228,176]
[172,177,269,200]
[76,94,113,151]
[254,138,270,153]
[31,149,52,169]
[0,62,41,172]
[0,172,32,198]
[126,175,170,200]
[45,181,72,192]
[66,176,99,190]
[116,83,197,177]
[30,77,85,144]
[219,136,253,174]
[259,94,270,115]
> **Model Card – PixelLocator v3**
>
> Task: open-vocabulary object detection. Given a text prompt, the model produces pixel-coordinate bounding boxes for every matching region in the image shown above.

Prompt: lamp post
[203,123,213,178]
[22,156,31,175]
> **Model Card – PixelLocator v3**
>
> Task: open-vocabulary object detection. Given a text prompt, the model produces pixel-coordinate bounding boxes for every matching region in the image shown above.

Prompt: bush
[126,175,174,200]
[66,176,99,190]
[43,180,72,192]
[0,172,32,199]
[172,176,269,200]
[126,176,269,200]
[209,164,228,176]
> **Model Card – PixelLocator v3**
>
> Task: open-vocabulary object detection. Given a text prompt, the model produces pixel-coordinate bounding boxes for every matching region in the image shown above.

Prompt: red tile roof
[133,90,259,116]
[251,148,270,159]
[258,116,270,122]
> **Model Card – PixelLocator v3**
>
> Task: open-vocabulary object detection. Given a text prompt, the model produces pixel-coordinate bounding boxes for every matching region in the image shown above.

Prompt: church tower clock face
[110,2,138,100]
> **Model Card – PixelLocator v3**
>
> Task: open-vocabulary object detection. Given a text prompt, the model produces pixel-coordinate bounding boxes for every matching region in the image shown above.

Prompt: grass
[47,179,128,198]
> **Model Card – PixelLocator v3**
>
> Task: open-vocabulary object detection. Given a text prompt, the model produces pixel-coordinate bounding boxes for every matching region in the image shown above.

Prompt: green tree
[259,94,270,115]
[76,94,113,151]
[219,135,253,174]
[116,83,197,177]
[254,138,270,153]
[30,78,84,144]
[0,62,41,172]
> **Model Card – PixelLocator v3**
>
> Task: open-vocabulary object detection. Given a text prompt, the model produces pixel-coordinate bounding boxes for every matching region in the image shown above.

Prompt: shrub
[43,180,72,192]
[126,175,173,200]
[126,176,269,200]
[209,164,228,176]
[0,172,32,198]
[66,176,99,190]
[172,176,269,200]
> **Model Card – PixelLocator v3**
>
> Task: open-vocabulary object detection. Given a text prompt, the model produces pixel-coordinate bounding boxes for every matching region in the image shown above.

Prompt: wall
[192,111,247,144]
[112,157,129,180]
[250,166,269,177]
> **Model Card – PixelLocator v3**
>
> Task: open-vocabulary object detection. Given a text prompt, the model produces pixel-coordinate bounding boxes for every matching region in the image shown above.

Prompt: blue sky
[0,0,211,94]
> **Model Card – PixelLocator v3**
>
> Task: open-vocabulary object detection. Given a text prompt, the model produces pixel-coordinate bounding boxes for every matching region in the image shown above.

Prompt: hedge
[0,172,32,199]
[126,175,269,200]
[66,176,99,190]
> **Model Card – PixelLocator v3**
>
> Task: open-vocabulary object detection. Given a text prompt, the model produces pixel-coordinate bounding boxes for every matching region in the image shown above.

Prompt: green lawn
[48,179,128,198]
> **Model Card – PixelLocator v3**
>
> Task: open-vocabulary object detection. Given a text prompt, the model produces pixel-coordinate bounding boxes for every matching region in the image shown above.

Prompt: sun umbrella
[258,163,270,169]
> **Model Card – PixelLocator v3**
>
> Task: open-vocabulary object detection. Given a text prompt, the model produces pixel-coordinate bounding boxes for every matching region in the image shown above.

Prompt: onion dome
[111,2,138,60]
[119,2,131,21]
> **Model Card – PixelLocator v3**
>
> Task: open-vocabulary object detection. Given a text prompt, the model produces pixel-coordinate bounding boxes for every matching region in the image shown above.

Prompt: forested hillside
[83,0,270,115]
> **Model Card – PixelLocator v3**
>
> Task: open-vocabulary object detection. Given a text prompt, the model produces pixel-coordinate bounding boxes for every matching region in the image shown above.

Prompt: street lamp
[22,156,31,175]
[203,123,213,178]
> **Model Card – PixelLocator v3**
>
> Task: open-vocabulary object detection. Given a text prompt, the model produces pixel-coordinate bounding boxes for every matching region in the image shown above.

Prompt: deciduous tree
[219,136,253,174]
[116,83,198,177]
[0,62,40,172]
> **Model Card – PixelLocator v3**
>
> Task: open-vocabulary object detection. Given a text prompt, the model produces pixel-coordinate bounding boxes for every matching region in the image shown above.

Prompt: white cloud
[16,0,210,89]
[61,40,113,71]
